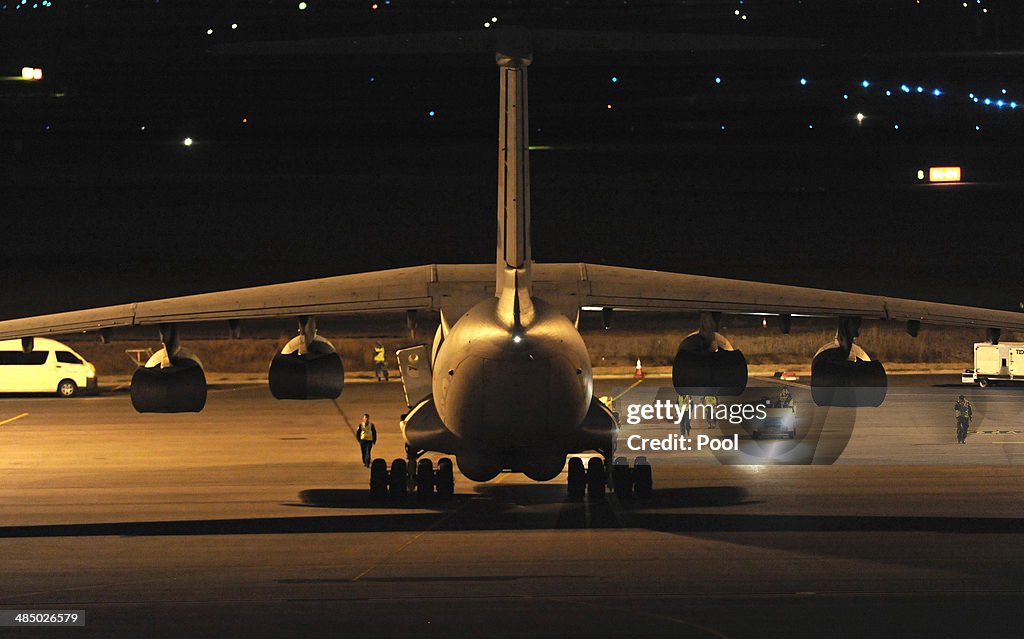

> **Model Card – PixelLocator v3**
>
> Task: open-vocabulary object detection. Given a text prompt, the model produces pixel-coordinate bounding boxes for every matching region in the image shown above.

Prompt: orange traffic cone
[634,358,644,379]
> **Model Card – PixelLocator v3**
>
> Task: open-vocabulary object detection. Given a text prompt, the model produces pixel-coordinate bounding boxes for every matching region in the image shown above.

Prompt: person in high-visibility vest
[703,395,718,428]
[954,395,973,444]
[373,341,388,382]
[356,413,378,467]
[678,394,692,437]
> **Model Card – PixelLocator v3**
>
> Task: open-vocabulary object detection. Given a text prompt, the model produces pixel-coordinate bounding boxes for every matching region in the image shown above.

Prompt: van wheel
[978,378,989,389]
[57,379,78,397]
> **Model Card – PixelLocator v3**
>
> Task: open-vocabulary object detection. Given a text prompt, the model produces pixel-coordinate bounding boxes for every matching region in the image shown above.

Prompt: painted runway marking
[0,413,28,426]
[612,378,644,402]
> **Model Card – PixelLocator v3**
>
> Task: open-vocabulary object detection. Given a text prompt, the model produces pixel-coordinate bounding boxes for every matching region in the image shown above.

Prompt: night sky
[3,1,1024,319]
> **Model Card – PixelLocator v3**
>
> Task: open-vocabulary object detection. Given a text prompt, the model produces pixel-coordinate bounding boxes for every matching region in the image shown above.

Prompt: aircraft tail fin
[495,44,533,296]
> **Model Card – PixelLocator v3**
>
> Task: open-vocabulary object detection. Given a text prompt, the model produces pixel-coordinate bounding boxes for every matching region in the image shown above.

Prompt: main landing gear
[567,455,652,500]
[369,449,455,500]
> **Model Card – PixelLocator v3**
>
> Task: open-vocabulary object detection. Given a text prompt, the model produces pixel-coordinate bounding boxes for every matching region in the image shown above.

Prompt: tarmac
[1,374,1023,638]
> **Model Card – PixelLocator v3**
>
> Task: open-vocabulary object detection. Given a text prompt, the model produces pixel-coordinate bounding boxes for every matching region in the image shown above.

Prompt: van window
[56,351,83,365]
[0,351,49,365]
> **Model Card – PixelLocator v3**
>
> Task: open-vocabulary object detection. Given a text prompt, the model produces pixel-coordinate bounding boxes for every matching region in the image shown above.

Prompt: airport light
[298,1,307,9]
[885,90,892,96]
[799,77,807,86]
[231,23,238,30]
[206,28,213,35]
[917,170,925,180]
[21,66,42,80]
[183,137,194,147]
[856,112,865,124]
[861,80,870,88]
[928,166,961,183]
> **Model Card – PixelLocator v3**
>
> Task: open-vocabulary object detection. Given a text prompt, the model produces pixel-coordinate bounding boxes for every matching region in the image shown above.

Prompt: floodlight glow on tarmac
[928,166,961,183]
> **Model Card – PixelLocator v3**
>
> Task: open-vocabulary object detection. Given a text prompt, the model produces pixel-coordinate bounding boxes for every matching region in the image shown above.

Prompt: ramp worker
[678,394,692,437]
[373,341,388,382]
[356,413,377,466]
[955,395,973,444]
[778,387,793,408]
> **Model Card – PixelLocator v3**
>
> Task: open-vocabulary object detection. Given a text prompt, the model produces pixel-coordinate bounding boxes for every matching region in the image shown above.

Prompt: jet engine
[810,317,886,407]
[268,319,343,400]
[672,313,747,396]
[131,347,207,413]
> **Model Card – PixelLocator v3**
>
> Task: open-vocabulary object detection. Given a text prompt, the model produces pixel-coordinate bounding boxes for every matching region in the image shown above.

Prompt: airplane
[3,47,1024,500]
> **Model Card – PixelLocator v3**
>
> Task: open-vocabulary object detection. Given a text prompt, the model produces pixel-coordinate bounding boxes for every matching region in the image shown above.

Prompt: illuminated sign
[928,166,961,183]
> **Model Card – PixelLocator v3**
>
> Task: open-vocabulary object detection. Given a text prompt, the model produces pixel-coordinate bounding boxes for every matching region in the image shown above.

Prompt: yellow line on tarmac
[612,378,645,402]
[0,413,28,426]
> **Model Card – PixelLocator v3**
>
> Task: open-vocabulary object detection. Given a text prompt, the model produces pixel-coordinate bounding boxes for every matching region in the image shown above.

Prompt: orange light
[32,68,42,80]
[928,166,961,183]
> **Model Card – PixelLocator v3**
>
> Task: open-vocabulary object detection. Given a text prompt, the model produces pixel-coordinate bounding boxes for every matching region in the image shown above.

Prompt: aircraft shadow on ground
[3,486,1024,538]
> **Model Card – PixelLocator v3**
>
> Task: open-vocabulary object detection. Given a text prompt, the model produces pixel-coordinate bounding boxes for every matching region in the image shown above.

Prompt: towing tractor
[962,342,1024,388]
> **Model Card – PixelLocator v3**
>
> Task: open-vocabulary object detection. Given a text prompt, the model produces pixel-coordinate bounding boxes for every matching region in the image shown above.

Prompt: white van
[0,338,97,397]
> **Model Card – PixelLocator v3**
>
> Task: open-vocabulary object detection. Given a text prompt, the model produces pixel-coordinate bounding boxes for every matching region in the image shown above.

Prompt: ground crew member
[955,395,973,444]
[778,387,793,408]
[373,341,388,382]
[356,413,377,466]
[678,394,692,437]
[703,395,718,427]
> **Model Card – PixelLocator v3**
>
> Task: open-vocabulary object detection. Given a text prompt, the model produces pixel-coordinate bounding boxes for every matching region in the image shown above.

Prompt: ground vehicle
[0,338,97,397]
[751,399,796,439]
[962,342,1024,388]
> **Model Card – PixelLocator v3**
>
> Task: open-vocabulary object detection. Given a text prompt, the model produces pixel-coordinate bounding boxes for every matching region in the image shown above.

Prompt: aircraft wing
[2,261,1022,341]
[576,263,1024,330]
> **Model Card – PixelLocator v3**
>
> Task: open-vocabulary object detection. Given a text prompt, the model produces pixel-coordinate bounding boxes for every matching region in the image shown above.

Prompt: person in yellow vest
[678,394,691,437]
[955,395,973,444]
[373,341,388,382]
[356,413,377,467]
[703,395,718,428]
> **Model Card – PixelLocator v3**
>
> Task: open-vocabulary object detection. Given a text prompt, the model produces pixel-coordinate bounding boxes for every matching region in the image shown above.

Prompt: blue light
[901,84,910,93]
[799,77,807,86]
[369,75,375,82]
[916,86,924,93]
[861,80,870,88]
[885,90,892,96]
[997,100,1005,107]
[842,93,849,100]
[1002,89,1008,94]
[974,97,979,103]
[808,124,813,129]
[428,111,435,117]
[714,76,721,84]
[976,125,982,131]
[720,125,726,131]
[984,98,991,105]
[894,124,900,130]
[969,93,975,99]
[611,76,618,83]
[932,89,942,96]
[1012,102,1019,109]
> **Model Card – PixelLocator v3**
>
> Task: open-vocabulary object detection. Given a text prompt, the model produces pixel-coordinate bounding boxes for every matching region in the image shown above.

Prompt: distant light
[183,137,193,146]
[808,123,813,129]
[901,84,910,93]
[491,16,498,22]
[969,93,975,99]
[997,100,1005,107]
[894,123,900,130]
[741,14,747,20]
[606,103,612,109]
[974,97,980,103]
[734,9,740,15]
[1002,88,1008,94]
[861,80,870,88]
[932,88,942,96]
[842,93,849,100]
[799,77,808,86]
[885,90,892,96]
[206,28,213,35]
[984,98,992,105]
[928,166,961,183]
[714,76,721,84]
[1012,102,1018,109]
[975,125,982,131]
[856,112,865,124]
[298,1,307,9]
[241,117,248,124]
[231,23,238,30]
[611,76,618,83]
[21,67,34,80]
[916,86,924,93]
[428,110,435,117]
[917,169,925,180]
[371,2,378,9]
[369,75,375,82]
[483,21,490,27]
[720,125,726,131]
[512,335,522,344]
[140,125,146,131]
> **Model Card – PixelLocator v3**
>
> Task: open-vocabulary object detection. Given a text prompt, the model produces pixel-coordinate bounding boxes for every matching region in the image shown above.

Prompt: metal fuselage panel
[432,295,593,456]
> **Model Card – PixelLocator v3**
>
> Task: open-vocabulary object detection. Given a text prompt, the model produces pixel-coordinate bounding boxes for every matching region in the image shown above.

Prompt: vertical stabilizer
[495,46,533,296]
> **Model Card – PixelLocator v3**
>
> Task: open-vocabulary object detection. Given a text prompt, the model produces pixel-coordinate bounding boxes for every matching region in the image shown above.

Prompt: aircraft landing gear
[586,457,606,499]
[611,456,633,497]
[567,457,586,500]
[632,456,653,498]
[369,458,389,499]
[368,451,454,500]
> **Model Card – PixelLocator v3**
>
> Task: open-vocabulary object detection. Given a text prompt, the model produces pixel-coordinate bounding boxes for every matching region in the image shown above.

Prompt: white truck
[962,342,1024,388]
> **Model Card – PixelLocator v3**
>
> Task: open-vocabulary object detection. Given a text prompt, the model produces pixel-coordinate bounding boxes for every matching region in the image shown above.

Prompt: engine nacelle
[672,332,748,396]
[131,348,207,413]
[811,342,887,407]
[268,335,344,400]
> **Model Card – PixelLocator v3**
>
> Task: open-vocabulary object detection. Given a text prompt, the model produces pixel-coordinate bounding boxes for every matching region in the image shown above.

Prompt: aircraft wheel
[435,458,455,498]
[586,457,606,499]
[369,458,389,499]
[567,457,585,500]
[633,456,653,498]
[389,459,408,497]
[611,456,632,497]
[416,458,435,498]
